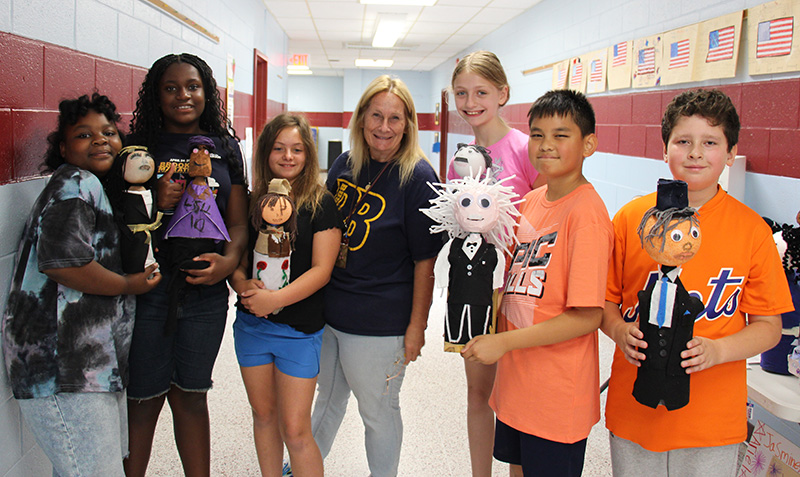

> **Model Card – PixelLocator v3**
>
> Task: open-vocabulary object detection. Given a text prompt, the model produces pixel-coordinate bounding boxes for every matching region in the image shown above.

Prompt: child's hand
[185,253,236,286]
[461,334,507,365]
[237,279,265,295]
[157,163,182,210]
[614,322,647,366]
[240,287,281,317]
[124,264,162,295]
[681,336,722,374]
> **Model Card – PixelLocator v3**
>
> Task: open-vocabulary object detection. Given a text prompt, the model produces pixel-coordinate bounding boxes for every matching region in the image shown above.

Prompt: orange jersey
[491,184,613,444]
[605,188,794,452]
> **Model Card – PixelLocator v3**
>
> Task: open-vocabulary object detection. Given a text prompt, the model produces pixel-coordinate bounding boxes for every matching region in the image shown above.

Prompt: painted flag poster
[583,49,608,94]
[632,35,662,88]
[748,0,800,75]
[695,11,743,80]
[661,25,698,85]
[608,40,632,90]
[568,57,586,93]
[551,59,569,90]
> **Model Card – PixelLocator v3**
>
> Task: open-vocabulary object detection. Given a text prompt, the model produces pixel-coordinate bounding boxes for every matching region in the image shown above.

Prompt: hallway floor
[146,290,615,476]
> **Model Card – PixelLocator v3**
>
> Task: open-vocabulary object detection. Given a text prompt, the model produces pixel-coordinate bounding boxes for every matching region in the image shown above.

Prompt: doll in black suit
[105,145,161,274]
[633,179,704,410]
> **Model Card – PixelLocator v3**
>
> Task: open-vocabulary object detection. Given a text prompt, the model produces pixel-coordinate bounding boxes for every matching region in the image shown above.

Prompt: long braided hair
[129,53,242,178]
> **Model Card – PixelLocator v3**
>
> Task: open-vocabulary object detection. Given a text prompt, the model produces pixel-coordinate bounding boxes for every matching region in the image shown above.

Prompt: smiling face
[123,149,155,185]
[643,215,702,267]
[452,71,508,131]
[362,91,407,162]
[454,190,500,234]
[268,127,306,184]
[60,111,122,177]
[528,114,596,183]
[664,114,737,208]
[188,145,212,178]
[159,62,206,134]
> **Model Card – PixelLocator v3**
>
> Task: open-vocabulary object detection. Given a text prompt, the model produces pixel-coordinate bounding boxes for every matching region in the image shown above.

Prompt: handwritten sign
[737,420,800,476]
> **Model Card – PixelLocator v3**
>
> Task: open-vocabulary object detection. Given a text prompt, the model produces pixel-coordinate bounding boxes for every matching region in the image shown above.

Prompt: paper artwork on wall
[661,25,698,86]
[748,0,800,75]
[583,49,608,94]
[568,57,586,93]
[607,40,632,90]
[632,35,662,88]
[694,11,743,81]
[736,420,800,476]
[551,59,569,90]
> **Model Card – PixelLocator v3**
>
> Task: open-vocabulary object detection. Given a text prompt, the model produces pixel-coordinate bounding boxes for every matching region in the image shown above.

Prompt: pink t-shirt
[446,128,539,205]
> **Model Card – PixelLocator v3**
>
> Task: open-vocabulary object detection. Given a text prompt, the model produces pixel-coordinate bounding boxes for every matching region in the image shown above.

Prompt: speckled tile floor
[146,290,615,476]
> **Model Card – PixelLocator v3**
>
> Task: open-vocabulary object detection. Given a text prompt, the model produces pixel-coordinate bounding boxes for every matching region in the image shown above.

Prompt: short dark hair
[527,89,595,137]
[662,89,740,152]
[44,93,120,172]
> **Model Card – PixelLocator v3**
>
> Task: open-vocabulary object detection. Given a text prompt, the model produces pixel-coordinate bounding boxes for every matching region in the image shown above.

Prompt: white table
[747,364,800,422]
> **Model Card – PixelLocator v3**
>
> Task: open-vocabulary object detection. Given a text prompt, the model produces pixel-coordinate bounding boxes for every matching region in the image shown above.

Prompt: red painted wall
[445,82,800,180]
[0,32,276,185]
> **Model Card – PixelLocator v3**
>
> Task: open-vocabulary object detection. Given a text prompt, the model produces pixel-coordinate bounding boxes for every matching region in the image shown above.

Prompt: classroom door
[253,49,268,134]
[439,88,450,181]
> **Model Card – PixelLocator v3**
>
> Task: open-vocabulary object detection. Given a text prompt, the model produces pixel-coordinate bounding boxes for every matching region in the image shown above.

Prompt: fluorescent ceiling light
[360,0,437,5]
[288,69,313,75]
[355,59,393,68]
[372,13,406,48]
[287,64,310,71]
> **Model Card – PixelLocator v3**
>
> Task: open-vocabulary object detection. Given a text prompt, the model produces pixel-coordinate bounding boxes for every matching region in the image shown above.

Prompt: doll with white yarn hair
[422,174,522,352]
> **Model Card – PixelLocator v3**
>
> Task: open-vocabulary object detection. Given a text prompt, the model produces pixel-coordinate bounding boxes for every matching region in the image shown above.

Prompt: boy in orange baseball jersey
[462,89,613,477]
[602,89,794,476]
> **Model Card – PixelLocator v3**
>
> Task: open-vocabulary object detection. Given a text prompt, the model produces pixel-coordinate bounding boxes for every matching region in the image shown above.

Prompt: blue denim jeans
[311,326,407,477]
[17,391,127,477]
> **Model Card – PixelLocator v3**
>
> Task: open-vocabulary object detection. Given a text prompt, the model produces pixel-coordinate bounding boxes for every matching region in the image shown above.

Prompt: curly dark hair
[527,89,595,137]
[129,53,241,176]
[662,89,740,152]
[44,93,121,172]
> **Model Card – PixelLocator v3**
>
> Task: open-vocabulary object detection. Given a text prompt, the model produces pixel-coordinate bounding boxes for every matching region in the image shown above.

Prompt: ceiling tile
[416,6,482,23]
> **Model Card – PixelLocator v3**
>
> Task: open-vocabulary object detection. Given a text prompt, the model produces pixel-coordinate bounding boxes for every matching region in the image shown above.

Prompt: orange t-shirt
[605,188,794,452]
[491,184,613,444]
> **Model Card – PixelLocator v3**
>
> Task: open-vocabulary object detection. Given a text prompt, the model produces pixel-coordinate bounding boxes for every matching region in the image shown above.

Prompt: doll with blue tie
[634,178,704,410]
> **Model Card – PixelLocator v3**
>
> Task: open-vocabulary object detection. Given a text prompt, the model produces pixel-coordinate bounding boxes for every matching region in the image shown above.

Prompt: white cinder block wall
[0,0,289,474]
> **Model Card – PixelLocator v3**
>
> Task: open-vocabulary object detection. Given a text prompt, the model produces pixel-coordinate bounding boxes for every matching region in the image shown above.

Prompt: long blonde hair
[252,113,326,218]
[451,50,511,107]
[348,75,428,186]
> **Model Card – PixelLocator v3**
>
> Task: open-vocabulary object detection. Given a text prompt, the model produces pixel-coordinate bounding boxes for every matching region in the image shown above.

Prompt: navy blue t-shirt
[325,152,443,336]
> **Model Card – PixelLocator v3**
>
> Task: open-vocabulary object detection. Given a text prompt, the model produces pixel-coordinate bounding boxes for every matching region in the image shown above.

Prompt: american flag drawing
[612,42,627,67]
[669,39,690,69]
[557,66,567,88]
[706,26,735,62]
[590,59,603,83]
[570,60,583,88]
[757,17,794,58]
[637,47,655,75]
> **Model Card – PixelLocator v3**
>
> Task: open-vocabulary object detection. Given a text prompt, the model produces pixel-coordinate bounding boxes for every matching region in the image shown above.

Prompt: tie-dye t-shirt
[2,164,135,399]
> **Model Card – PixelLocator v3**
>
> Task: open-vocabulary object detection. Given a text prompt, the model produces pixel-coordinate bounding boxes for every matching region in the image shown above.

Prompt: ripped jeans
[311,325,407,477]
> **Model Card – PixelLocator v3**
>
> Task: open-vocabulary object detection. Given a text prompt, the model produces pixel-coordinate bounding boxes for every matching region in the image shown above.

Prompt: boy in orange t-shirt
[602,89,794,476]
[462,89,613,477]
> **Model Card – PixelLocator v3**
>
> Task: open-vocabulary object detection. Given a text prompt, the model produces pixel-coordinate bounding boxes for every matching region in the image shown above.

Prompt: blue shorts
[233,309,323,379]
[127,276,229,399]
[494,418,587,477]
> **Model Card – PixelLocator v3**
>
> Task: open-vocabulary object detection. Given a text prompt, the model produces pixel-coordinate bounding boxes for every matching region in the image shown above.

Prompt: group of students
[0,47,794,477]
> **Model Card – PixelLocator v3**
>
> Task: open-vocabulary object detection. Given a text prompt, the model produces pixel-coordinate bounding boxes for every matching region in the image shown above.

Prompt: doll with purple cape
[162,135,230,334]
[634,179,704,410]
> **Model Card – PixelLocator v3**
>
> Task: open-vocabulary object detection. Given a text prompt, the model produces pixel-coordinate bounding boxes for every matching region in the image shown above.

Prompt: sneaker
[282,459,293,477]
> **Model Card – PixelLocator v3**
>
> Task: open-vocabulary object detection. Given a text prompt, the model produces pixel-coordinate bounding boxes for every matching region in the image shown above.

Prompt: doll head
[252,178,298,241]
[422,174,521,248]
[452,143,493,179]
[637,179,701,267]
[188,135,215,178]
[118,145,155,186]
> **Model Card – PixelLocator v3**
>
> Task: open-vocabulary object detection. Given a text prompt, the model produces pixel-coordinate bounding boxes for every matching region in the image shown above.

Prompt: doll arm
[185,184,249,285]
[241,227,341,317]
[44,262,160,296]
[600,300,647,366]
[404,257,435,364]
[493,249,506,289]
[462,306,602,365]
[432,240,452,289]
[680,314,781,374]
